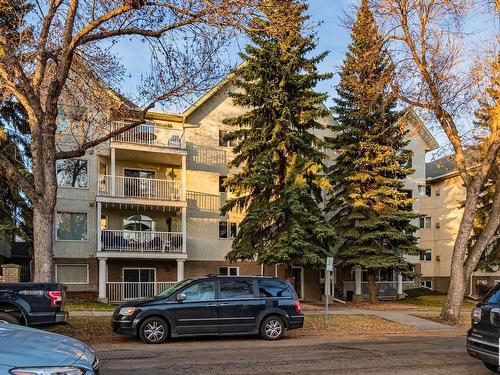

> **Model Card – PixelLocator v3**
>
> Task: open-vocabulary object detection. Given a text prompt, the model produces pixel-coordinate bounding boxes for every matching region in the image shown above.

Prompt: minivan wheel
[260,316,285,340]
[139,317,169,344]
[484,362,500,373]
[0,312,20,325]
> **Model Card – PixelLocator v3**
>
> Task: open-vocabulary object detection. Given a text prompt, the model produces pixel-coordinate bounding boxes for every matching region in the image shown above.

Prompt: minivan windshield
[485,286,500,304]
[158,279,192,297]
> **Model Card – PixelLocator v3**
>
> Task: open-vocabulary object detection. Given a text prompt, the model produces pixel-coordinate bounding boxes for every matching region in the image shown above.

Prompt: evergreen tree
[327,0,419,303]
[221,0,334,267]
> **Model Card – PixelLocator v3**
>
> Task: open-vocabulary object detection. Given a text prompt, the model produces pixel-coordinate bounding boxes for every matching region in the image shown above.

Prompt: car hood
[119,296,167,307]
[0,323,86,367]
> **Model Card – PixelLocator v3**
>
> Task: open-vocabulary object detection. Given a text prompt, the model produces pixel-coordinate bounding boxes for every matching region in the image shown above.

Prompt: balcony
[97,175,184,203]
[101,230,184,253]
[107,281,177,303]
[112,122,185,150]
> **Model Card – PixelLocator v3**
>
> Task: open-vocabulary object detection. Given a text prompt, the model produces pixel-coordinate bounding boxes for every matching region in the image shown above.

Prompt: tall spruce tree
[327,0,419,303]
[221,0,334,267]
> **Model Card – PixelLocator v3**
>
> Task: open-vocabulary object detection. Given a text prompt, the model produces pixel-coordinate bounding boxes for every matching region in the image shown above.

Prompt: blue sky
[112,0,496,159]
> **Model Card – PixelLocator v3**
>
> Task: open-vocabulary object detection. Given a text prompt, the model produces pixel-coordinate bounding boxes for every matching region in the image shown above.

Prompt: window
[419,216,431,229]
[420,249,432,261]
[219,221,238,239]
[219,175,227,193]
[421,280,432,289]
[258,279,292,298]
[219,266,239,276]
[487,288,500,304]
[56,160,88,188]
[56,264,88,284]
[418,185,432,197]
[181,280,216,301]
[400,149,413,168]
[56,212,87,241]
[219,130,237,147]
[220,278,254,299]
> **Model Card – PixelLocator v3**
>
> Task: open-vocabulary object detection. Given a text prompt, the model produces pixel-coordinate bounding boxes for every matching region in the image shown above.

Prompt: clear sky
[112,0,496,159]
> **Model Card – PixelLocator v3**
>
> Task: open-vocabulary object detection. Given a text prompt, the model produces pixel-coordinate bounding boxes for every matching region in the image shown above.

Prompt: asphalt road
[93,334,493,375]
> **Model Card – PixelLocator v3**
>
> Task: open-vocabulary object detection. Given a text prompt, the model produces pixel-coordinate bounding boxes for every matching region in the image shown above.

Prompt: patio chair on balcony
[145,236,163,251]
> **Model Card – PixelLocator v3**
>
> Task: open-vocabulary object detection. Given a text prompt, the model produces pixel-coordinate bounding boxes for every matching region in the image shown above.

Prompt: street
[95,335,489,374]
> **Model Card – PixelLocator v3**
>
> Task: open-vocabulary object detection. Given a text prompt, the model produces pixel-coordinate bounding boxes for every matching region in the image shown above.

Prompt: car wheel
[0,312,20,325]
[260,316,285,340]
[139,317,169,344]
[484,362,500,373]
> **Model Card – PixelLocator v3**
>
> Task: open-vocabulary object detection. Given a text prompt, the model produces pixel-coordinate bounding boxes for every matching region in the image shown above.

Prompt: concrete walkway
[70,308,457,332]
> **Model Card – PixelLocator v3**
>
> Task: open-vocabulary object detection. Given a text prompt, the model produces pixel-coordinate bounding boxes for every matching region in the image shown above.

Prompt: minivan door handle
[220,302,230,306]
[206,303,218,307]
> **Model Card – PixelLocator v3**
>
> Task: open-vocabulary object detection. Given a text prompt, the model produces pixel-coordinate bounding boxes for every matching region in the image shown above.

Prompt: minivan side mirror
[176,293,186,302]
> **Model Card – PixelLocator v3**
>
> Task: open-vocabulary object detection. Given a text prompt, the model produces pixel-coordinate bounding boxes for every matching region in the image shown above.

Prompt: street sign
[326,257,334,271]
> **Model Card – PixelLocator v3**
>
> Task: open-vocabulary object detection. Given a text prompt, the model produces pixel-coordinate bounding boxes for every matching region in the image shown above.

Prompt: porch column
[397,271,404,299]
[177,259,185,281]
[181,207,187,253]
[98,258,107,303]
[97,202,102,252]
[110,147,116,196]
[354,266,363,301]
[181,155,186,201]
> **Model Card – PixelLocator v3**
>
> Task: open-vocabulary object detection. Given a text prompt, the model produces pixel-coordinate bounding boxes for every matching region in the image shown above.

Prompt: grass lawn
[65,301,115,311]
[400,295,476,311]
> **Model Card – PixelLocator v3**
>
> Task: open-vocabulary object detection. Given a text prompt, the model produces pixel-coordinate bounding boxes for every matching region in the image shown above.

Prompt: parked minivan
[112,275,304,344]
[467,283,500,373]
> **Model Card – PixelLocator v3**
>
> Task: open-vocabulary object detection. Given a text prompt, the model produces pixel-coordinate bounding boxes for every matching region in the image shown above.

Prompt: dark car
[467,284,500,373]
[0,283,67,326]
[112,275,304,344]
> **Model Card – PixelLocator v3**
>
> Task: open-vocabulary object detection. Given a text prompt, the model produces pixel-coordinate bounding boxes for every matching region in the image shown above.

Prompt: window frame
[56,159,89,189]
[218,221,238,240]
[419,216,432,229]
[219,175,227,193]
[55,264,89,285]
[218,266,239,276]
[420,280,433,289]
[178,279,217,302]
[218,129,237,148]
[219,277,256,300]
[420,249,432,261]
[55,211,89,242]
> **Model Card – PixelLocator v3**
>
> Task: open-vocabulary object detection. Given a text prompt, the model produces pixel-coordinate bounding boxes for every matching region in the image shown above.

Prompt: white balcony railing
[107,281,177,303]
[98,175,184,201]
[101,230,183,253]
[112,122,185,149]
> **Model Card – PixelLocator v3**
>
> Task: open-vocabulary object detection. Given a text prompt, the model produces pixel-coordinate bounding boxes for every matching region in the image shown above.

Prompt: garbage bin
[346,290,354,302]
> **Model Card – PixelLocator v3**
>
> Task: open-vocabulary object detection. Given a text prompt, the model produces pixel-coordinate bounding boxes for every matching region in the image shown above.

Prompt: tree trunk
[367,269,378,304]
[32,206,55,282]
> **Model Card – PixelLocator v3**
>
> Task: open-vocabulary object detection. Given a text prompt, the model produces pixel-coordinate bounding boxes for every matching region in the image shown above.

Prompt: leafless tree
[374,0,499,324]
[0,0,259,282]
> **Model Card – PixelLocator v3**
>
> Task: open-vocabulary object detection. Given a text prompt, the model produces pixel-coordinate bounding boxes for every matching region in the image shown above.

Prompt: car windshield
[485,286,500,304]
[158,279,192,297]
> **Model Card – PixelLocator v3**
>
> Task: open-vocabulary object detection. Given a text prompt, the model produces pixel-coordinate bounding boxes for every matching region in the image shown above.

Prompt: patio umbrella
[123,214,154,231]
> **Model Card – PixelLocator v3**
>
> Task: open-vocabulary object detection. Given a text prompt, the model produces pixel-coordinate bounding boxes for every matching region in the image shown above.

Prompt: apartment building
[53,74,439,302]
[419,156,500,295]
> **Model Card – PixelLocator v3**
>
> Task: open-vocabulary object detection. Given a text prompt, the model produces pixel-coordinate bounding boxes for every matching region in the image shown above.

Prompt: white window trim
[56,159,89,190]
[218,221,238,240]
[218,266,239,276]
[55,211,89,242]
[420,249,432,262]
[420,280,433,289]
[55,264,89,285]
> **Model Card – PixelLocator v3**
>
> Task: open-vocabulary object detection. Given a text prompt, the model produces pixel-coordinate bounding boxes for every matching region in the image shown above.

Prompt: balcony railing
[98,175,184,201]
[107,281,177,303]
[112,122,185,149]
[101,230,183,253]
[342,281,418,299]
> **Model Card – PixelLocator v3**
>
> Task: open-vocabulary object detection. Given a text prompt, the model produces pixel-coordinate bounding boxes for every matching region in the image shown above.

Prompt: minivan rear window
[258,279,292,298]
[220,279,254,299]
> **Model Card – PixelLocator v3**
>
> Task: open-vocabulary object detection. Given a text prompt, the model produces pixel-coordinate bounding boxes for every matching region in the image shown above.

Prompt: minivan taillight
[47,290,62,307]
[295,299,301,314]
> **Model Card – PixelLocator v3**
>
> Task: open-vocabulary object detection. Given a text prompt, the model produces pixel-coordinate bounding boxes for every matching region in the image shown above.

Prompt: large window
[219,266,239,276]
[419,216,432,229]
[56,212,88,241]
[220,278,254,299]
[219,221,238,239]
[258,279,292,298]
[182,280,216,301]
[56,264,88,284]
[56,159,88,188]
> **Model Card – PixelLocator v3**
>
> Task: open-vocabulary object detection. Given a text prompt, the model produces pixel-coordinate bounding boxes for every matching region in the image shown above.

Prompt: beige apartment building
[418,157,500,295]
[53,74,441,303]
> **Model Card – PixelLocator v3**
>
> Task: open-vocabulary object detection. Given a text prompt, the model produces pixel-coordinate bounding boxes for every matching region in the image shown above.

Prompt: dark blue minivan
[112,275,304,344]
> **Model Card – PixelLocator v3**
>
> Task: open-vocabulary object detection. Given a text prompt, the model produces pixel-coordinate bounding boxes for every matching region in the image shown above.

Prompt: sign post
[325,257,334,325]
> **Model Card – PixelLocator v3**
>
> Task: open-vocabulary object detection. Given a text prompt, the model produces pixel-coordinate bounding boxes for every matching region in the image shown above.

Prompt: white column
[97,202,102,252]
[98,258,107,302]
[181,155,186,201]
[181,207,187,253]
[397,271,403,296]
[177,259,185,281]
[110,147,116,196]
[355,266,362,296]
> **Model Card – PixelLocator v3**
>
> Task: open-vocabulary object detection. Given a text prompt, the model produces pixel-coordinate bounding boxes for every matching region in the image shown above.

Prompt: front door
[218,278,260,333]
[172,279,219,335]
[292,267,304,300]
[123,268,155,300]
